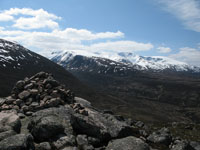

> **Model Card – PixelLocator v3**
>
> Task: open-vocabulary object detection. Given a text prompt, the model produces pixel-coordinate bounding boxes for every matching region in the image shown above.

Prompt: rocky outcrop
[0,72,199,150]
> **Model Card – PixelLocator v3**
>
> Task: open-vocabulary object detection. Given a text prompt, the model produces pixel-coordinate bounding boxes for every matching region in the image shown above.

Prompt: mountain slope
[0,39,95,100]
[49,50,200,73]
[50,50,200,123]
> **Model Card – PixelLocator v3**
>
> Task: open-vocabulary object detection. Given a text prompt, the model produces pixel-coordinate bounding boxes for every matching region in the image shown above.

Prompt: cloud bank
[170,47,200,66]
[0,8,154,56]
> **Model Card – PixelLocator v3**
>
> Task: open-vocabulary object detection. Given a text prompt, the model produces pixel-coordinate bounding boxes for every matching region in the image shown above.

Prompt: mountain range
[50,49,200,123]
[49,50,200,74]
[1,38,200,123]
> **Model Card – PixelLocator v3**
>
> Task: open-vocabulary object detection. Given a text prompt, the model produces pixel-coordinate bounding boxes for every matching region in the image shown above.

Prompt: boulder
[35,142,51,150]
[88,136,101,147]
[15,80,25,90]
[0,112,21,133]
[147,127,172,146]
[5,96,15,104]
[76,134,89,149]
[43,79,59,87]
[74,97,91,107]
[18,90,31,100]
[53,135,76,149]
[72,108,136,142]
[106,136,150,150]
[0,130,17,141]
[171,140,194,150]
[0,134,34,150]
[0,98,5,106]
[190,141,200,150]
[28,106,74,142]
[62,147,78,150]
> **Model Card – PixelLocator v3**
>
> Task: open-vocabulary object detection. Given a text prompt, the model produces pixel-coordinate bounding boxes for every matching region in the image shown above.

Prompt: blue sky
[0,0,200,66]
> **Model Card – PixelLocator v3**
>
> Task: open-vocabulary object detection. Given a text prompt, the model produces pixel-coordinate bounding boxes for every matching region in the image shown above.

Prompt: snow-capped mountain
[49,50,200,73]
[0,39,93,98]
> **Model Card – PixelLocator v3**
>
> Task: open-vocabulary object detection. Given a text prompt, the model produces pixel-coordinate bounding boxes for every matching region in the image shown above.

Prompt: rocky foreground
[0,72,199,150]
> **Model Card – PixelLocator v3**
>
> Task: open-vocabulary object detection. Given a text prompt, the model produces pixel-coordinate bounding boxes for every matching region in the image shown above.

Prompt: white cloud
[0,27,5,30]
[52,28,124,41]
[1,29,153,53]
[157,46,172,53]
[89,41,154,52]
[169,47,200,66]
[0,13,14,21]
[0,8,61,29]
[158,0,200,32]
[0,8,154,57]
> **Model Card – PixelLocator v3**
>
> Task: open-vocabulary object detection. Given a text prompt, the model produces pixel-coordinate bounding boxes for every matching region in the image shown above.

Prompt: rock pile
[0,72,74,117]
[0,72,199,150]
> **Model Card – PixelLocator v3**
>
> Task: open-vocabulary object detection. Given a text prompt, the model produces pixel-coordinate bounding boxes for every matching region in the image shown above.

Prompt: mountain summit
[49,50,200,73]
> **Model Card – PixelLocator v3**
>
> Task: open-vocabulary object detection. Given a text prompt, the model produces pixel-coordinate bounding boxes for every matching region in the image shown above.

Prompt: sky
[0,0,200,66]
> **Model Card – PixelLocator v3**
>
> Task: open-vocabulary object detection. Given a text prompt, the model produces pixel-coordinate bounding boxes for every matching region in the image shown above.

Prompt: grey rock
[62,147,78,150]
[36,142,51,150]
[15,80,25,90]
[43,79,59,87]
[28,106,74,142]
[26,111,33,116]
[16,99,23,106]
[24,83,34,90]
[30,89,39,95]
[30,102,39,107]
[0,98,5,106]
[26,98,33,105]
[0,130,17,141]
[72,107,135,141]
[0,112,21,133]
[88,136,101,147]
[190,141,200,150]
[147,127,172,146]
[135,121,145,128]
[53,135,76,149]
[34,72,48,78]
[5,96,15,104]
[171,140,194,150]
[0,125,12,133]
[76,134,88,147]
[22,105,29,112]
[74,97,91,107]
[18,113,26,119]
[106,136,150,150]
[47,98,61,107]
[0,134,34,150]
[18,90,31,100]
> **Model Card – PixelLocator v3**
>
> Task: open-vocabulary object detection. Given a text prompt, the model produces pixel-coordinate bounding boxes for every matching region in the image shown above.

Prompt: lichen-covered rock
[53,135,76,150]
[147,127,172,146]
[0,134,34,150]
[0,130,17,141]
[171,140,194,150]
[28,106,74,142]
[106,136,150,150]
[72,107,137,142]
[190,141,200,150]
[0,112,21,133]
[35,142,51,150]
